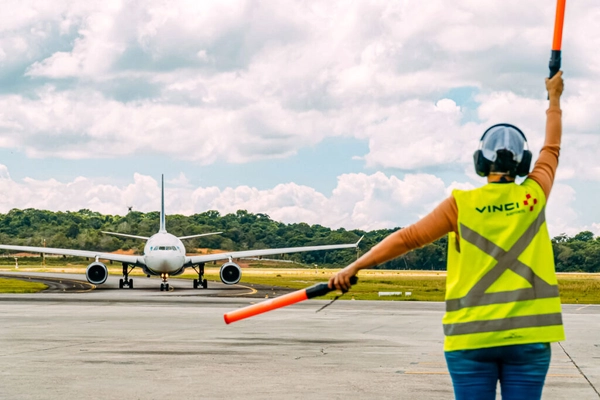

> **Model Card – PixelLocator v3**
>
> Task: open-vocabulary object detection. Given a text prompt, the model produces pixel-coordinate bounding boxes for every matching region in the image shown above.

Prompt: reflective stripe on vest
[445,207,559,315]
[444,313,563,336]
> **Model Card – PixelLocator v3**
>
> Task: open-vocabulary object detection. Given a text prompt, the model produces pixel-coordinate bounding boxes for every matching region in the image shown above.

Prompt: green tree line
[0,208,597,272]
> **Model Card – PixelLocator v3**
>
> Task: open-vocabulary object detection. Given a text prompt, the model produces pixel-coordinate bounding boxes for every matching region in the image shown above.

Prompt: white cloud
[0,168,597,238]
[0,169,452,231]
[546,182,579,236]
[0,0,599,234]
[358,99,478,169]
[1,1,599,167]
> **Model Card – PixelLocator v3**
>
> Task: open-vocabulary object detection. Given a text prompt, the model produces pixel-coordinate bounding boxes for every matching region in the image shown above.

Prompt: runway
[0,274,599,399]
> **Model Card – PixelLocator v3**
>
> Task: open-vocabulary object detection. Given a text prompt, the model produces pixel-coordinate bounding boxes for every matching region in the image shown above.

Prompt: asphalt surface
[0,272,599,399]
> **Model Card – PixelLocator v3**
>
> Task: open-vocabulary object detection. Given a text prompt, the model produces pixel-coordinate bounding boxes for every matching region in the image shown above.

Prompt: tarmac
[0,272,599,399]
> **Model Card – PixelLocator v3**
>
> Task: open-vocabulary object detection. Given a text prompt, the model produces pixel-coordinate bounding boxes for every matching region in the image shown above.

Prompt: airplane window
[159,246,166,250]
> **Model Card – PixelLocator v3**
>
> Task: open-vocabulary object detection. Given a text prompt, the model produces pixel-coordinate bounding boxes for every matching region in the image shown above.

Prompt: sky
[0,0,599,237]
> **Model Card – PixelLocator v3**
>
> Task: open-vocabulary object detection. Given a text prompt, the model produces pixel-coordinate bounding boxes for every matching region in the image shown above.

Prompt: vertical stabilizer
[160,174,166,232]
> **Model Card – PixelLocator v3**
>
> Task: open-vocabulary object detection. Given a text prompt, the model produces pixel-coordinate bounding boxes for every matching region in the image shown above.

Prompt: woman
[329,71,565,400]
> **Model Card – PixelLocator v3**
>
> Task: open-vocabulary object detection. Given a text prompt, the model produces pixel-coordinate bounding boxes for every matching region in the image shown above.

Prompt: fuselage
[143,232,186,275]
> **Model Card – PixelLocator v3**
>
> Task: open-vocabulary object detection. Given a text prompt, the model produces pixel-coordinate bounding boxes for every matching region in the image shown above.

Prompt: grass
[554,273,600,304]
[2,261,600,303]
[0,278,47,293]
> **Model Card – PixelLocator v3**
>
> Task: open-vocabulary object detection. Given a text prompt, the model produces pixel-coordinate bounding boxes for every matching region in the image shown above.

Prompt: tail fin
[160,174,166,233]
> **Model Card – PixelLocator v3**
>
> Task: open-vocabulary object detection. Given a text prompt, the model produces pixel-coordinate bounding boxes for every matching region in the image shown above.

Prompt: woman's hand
[546,71,564,100]
[328,264,359,292]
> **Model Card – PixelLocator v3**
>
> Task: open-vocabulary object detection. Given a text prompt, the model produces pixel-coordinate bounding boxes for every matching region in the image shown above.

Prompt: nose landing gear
[160,273,170,291]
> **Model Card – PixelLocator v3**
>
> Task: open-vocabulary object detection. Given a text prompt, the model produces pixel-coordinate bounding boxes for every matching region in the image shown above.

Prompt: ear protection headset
[473,123,532,177]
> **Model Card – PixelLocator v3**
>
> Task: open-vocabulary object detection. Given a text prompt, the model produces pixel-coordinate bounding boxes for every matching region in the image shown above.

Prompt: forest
[0,208,598,272]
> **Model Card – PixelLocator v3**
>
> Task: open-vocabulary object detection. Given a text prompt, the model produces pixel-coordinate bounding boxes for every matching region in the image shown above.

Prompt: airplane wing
[101,231,150,240]
[186,237,362,264]
[0,245,142,265]
[178,232,223,240]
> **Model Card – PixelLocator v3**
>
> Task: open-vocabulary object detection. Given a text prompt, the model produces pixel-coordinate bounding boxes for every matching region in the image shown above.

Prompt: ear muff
[515,149,532,177]
[473,150,492,177]
[475,123,531,177]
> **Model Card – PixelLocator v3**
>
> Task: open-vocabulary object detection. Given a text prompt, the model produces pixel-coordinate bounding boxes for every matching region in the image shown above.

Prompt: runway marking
[218,284,257,297]
[558,342,600,396]
[36,276,96,293]
[576,304,593,311]
[0,274,95,293]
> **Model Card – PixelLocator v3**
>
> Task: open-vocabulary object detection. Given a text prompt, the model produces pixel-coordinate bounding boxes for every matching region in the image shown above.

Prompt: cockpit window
[150,246,179,251]
[151,245,179,251]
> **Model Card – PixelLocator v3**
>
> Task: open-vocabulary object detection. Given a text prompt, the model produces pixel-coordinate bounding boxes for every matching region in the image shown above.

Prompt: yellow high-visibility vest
[444,179,565,352]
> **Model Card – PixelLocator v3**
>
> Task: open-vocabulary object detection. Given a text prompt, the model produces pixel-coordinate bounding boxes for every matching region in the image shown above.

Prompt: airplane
[0,175,361,291]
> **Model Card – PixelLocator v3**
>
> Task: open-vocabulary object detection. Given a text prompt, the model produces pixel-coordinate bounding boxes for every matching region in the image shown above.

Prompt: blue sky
[0,0,599,236]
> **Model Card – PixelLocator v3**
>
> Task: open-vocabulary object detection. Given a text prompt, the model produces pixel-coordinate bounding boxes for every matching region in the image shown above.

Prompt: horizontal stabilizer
[101,231,150,240]
[178,232,223,240]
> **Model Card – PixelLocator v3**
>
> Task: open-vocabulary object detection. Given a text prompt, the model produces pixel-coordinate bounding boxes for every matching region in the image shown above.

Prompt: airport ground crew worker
[329,71,565,400]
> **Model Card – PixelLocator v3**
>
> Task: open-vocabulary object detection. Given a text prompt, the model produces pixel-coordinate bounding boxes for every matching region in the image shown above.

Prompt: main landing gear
[160,273,170,291]
[119,263,134,289]
[192,263,208,289]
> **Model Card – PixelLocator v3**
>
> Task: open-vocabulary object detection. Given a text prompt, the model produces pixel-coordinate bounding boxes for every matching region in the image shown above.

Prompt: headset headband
[480,123,528,143]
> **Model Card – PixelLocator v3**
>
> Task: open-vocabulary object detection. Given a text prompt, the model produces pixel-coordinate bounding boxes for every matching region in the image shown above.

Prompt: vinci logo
[476,202,521,213]
[523,193,538,211]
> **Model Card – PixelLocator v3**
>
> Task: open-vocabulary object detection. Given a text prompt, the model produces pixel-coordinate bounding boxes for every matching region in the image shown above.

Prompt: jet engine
[220,262,242,285]
[86,262,108,285]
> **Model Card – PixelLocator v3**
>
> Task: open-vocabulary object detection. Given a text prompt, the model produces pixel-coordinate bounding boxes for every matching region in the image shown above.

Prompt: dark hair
[490,150,518,177]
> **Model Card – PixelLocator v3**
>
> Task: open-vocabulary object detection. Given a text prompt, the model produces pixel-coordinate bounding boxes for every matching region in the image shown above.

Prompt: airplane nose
[145,253,184,274]
[146,254,170,272]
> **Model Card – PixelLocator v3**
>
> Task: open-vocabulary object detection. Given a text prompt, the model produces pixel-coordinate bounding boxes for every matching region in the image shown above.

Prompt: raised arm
[528,71,564,198]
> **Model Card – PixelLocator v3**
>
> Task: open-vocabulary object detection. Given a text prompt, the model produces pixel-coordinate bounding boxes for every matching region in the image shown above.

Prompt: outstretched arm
[328,196,457,291]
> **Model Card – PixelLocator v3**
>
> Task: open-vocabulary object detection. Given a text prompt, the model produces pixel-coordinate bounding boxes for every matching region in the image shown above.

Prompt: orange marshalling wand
[224,276,358,324]
[549,0,566,78]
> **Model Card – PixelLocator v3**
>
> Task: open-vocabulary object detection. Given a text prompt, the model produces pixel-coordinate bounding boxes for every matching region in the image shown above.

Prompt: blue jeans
[445,343,551,400]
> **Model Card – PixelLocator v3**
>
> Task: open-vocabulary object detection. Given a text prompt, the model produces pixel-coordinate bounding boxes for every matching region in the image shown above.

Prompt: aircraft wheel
[202,279,208,289]
[165,284,170,291]
[129,279,133,289]
[160,283,164,291]
[193,279,198,289]
[119,279,124,289]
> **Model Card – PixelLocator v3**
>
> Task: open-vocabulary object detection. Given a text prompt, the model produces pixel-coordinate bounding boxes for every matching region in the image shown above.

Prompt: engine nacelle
[220,262,242,285]
[86,262,108,285]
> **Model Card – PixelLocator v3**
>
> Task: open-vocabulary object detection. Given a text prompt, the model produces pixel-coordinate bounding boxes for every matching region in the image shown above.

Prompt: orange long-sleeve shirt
[364,106,562,265]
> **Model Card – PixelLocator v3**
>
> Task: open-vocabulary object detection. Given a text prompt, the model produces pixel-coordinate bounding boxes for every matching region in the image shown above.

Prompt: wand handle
[549,50,561,79]
[224,276,358,324]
